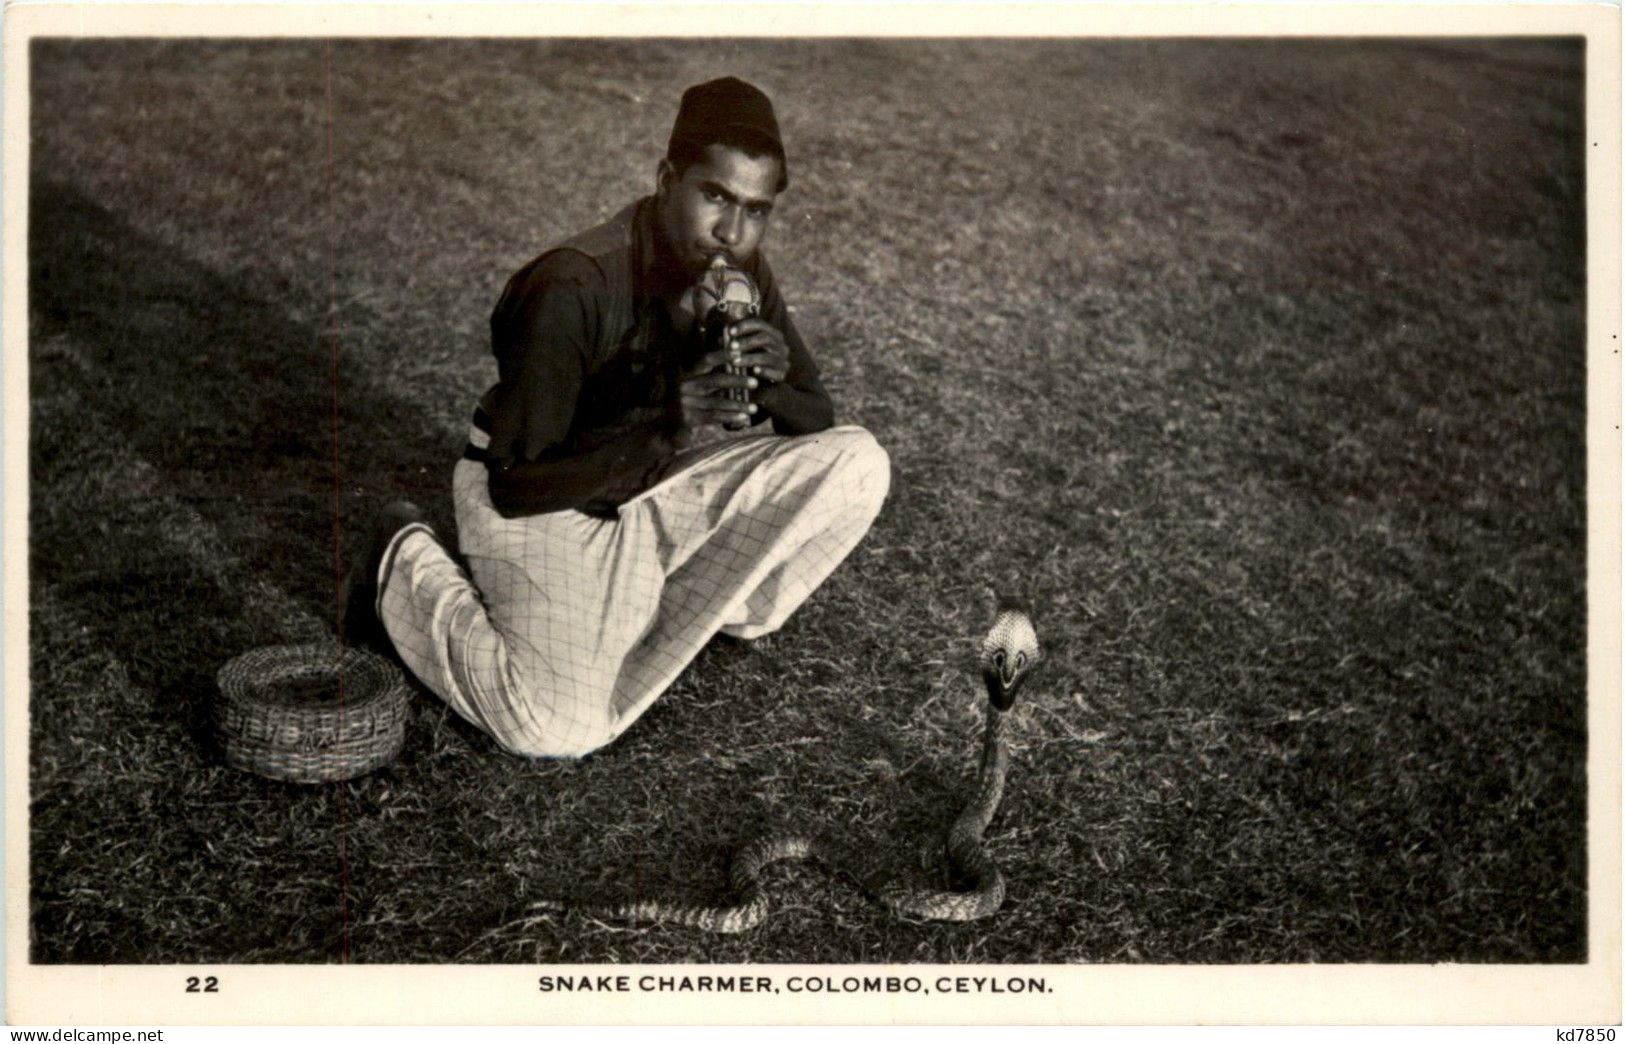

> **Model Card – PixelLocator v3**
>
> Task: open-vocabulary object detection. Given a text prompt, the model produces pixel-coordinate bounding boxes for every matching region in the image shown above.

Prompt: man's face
[656,143,782,279]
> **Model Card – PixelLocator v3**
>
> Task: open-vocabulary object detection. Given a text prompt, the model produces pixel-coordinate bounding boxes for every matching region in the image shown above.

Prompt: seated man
[347,77,890,758]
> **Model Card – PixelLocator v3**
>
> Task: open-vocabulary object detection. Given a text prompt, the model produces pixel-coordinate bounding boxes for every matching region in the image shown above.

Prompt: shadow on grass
[31,179,461,551]
[27,180,522,961]
[31,175,473,673]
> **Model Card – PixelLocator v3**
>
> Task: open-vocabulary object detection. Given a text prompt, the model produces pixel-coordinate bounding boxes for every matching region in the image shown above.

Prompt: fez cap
[667,77,788,190]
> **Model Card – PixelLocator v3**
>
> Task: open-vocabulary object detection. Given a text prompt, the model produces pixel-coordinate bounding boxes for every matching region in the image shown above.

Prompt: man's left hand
[726,318,791,385]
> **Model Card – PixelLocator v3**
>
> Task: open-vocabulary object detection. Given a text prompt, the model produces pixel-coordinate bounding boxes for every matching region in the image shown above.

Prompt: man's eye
[748,206,771,219]
[703,189,725,203]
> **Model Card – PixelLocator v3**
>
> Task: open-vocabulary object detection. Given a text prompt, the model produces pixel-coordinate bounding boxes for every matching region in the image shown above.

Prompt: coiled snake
[533,606,1041,932]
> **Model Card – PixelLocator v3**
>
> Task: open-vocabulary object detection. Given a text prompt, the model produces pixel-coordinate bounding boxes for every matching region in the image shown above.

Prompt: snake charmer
[343,77,891,758]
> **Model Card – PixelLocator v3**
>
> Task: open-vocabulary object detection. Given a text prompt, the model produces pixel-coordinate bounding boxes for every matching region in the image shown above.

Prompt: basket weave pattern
[215,644,409,783]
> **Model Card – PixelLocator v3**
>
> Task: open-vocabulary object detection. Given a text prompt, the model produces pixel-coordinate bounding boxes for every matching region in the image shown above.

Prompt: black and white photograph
[6,2,1619,1027]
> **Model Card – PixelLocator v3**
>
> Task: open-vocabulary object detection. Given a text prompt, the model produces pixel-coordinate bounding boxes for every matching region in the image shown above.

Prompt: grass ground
[28,37,1586,964]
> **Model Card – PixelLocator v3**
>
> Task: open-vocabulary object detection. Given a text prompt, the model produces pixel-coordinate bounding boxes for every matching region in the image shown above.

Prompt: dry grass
[28,37,1585,963]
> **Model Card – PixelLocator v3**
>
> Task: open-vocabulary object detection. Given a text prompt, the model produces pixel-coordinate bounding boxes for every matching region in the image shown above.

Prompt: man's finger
[682,373,758,394]
[732,344,787,365]
[683,348,734,377]
[728,332,788,359]
[681,400,756,421]
[680,385,758,408]
[730,347,788,382]
[681,406,754,429]
[726,323,779,343]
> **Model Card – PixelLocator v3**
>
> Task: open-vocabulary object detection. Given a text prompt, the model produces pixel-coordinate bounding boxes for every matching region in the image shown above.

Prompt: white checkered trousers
[376,422,890,757]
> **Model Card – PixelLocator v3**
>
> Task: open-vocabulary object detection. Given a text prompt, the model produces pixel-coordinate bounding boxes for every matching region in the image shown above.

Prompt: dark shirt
[479,196,833,518]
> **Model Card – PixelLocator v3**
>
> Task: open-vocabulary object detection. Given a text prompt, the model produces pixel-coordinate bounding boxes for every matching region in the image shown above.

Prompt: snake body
[534,607,1039,932]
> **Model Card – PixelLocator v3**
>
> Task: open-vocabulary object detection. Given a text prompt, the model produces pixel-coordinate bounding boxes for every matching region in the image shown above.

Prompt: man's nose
[714,206,745,246]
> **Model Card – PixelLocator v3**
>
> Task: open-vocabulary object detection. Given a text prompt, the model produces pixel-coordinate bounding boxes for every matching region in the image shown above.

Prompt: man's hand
[724,317,790,384]
[678,350,759,433]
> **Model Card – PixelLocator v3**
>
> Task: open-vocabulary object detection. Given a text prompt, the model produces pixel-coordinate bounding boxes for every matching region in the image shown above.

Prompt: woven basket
[215,643,409,784]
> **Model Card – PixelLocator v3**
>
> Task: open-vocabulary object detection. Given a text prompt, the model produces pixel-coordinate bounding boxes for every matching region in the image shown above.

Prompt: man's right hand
[678,350,759,433]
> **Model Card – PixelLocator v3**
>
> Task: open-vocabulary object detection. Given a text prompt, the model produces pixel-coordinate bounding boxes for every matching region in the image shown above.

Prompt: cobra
[532,605,1042,932]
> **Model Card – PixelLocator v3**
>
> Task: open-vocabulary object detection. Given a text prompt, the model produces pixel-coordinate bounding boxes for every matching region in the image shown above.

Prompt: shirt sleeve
[749,253,835,434]
[482,250,675,517]
[485,249,599,464]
